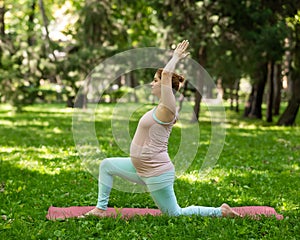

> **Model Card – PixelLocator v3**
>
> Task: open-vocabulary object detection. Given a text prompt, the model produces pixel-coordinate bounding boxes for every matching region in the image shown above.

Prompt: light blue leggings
[96,157,222,217]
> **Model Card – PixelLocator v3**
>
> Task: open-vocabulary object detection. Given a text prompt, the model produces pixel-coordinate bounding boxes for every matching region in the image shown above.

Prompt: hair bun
[178,76,184,82]
[156,68,185,92]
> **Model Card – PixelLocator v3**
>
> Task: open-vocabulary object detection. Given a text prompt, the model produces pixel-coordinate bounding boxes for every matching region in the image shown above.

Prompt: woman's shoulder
[152,106,177,125]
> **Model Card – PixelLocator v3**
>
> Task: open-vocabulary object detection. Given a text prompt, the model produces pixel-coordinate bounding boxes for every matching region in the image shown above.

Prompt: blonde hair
[156,68,185,92]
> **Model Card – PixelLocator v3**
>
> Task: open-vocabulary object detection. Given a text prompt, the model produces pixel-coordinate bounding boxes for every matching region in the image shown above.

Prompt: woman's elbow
[162,70,172,78]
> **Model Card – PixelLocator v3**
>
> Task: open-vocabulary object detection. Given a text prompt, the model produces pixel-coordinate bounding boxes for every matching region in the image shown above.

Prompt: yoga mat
[46,206,283,220]
[233,206,283,220]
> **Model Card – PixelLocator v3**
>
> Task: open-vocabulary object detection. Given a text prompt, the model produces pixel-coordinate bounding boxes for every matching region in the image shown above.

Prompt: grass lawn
[0,102,299,240]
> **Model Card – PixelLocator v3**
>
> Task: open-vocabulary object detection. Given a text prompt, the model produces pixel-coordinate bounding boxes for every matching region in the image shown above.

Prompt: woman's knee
[99,158,112,173]
[161,206,182,216]
[150,188,182,216]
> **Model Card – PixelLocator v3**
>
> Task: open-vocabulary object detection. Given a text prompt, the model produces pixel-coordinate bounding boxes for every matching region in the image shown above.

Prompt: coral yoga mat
[46,206,283,220]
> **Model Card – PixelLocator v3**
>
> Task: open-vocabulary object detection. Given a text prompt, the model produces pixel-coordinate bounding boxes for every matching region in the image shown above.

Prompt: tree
[0,1,5,73]
[273,63,282,116]
[278,13,300,125]
[0,0,60,111]
[0,1,4,36]
[207,26,243,113]
[216,0,290,121]
[66,0,158,107]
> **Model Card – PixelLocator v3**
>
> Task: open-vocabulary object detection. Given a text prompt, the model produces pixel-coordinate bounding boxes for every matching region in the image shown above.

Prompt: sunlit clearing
[1,146,79,175]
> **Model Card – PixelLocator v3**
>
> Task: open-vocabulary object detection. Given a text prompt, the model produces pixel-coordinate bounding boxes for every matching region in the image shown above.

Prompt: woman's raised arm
[155,40,189,123]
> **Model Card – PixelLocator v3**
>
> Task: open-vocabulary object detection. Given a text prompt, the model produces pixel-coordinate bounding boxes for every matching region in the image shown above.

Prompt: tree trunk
[283,37,293,98]
[0,1,5,72]
[28,1,36,46]
[249,63,267,119]
[230,79,240,112]
[26,1,38,105]
[278,24,300,126]
[249,82,265,118]
[244,87,254,117]
[129,71,138,103]
[38,0,57,61]
[277,73,300,126]
[234,79,240,112]
[191,90,202,122]
[191,45,206,122]
[273,63,281,116]
[0,1,4,37]
[266,61,274,122]
[0,2,5,103]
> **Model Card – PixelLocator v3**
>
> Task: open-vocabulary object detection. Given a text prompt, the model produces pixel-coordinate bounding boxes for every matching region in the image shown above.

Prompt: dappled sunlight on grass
[23,104,75,114]
[1,145,80,175]
[0,119,15,126]
[0,103,299,239]
[176,166,299,213]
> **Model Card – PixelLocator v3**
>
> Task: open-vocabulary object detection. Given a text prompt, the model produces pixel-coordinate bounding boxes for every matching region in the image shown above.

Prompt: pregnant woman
[85,40,239,218]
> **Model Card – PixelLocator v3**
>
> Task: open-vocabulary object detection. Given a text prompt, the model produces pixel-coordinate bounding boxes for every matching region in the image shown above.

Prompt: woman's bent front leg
[96,157,145,210]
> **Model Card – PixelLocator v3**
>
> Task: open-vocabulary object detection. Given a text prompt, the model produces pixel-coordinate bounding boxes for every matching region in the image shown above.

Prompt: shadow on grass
[1,152,299,239]
[1,103,299,239]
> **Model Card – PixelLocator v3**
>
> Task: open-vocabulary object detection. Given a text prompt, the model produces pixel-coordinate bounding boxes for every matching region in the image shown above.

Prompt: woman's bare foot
[220,203,240,217]
[80,208,107,218]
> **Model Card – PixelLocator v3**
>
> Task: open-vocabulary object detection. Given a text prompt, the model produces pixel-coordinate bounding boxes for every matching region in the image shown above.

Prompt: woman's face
[151,73,161,97]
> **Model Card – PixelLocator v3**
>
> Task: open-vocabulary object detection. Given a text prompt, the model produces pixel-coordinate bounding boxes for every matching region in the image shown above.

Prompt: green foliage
[208,0,292,83]
[0,0,61,111]
[0,103,299,239]
[1,0,300,124]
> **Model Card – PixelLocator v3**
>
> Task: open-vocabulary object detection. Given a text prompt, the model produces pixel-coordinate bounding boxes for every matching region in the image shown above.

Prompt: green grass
[0,103,299,240]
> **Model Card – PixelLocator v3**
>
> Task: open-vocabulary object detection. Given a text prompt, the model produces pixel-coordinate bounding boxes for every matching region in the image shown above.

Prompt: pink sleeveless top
[130,107,176,177]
